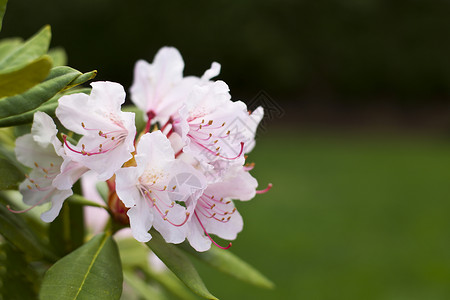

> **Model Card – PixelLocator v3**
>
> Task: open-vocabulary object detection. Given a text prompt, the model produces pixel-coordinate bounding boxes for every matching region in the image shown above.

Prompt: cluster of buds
[11,47,271,251]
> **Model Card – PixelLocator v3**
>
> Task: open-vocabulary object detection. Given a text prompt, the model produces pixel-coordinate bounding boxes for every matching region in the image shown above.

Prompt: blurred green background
[2,0,450,299]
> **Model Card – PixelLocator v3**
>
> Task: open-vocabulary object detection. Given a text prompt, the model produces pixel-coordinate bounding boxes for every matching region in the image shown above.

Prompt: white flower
[186,167,258,251]
[13,112,87,222]
[130,46,220,124]
[172,81,253,174]
[56,81,136,181]
[115,131,207,244]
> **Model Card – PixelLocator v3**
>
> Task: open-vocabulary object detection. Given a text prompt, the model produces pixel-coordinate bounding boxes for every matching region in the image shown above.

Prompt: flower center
[63,121,128,156]
[138,176,190,227]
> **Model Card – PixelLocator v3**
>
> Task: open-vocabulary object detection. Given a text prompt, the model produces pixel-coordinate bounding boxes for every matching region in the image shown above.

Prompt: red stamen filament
[256,183,273,194]
[7,189,54,214]
[194,211,232,250]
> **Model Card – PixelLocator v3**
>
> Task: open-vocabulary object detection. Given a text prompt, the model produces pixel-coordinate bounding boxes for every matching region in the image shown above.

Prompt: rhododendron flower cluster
[12,47,270,252]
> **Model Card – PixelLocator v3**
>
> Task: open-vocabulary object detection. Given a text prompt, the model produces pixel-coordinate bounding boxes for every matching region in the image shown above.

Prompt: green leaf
[48,47,67,66]
[0,0,7,32]
[118,238,198,300]
[0,38,23,61]
[0,199,44,260]
[0,87,91,127]
[179,243,275,289]
[0,242,40,299]
[40,233,123,300]
[0,25,51,70]
[0,66,86,120]
[64,70,97,90]
[123,270,168,300]
[49,196,86,257]
[146,230,218,300]
[0,54,52,98]
[0,156,24,190]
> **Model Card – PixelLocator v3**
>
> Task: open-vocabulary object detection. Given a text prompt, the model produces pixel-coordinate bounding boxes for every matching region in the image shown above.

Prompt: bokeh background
[2,0,450,299]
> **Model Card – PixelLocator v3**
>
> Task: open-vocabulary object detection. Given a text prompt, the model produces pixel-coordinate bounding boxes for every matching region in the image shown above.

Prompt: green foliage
[0,197,45,260]
[40,233,123,300]
[0,242,40,300]
[0,7,273,300]
[179,242,274,289]
[0,0,6,31]
[0,25,96,127]
[146,230,218,300]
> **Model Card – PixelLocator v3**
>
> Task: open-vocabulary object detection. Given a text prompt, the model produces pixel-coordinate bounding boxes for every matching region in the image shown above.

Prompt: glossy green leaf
[0,38,22,61]
[123,270,168,300]
[48,47,67,66]
[146,230,218,300]
[0,199,44,260]
[0,66,79,119]
[179,243,274,289]
[0,87,91,127]
[49,196,85,258]
[40,233,123,300]
[0,66,93,120]
[0,0,7,32]
[0,54,52,98]
[64,70,97,90]
[0,25,51,70]
[118,238,198,300]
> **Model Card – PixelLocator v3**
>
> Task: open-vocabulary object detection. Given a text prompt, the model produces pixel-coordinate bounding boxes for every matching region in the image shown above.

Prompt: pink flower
[130,47,220,125]
[12,112,88,222]
[172,81,262,177]
[115,131,207,243]
[186,166,258,251]
[56,81,136,181]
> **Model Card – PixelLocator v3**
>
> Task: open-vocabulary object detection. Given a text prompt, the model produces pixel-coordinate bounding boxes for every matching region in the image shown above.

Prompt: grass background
[190,128,450,300]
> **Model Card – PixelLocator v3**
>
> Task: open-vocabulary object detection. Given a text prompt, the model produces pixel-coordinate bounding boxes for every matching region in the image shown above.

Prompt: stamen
[256,183,273,194]
[194,211,232,250]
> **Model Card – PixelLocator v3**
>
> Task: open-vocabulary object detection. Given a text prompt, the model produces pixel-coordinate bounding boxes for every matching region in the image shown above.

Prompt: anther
[172,185,176,190]
[208,120,213,125]
[34,162,38,167]
[111,136,115,140]
[222,122,225,126]
[27,185,32,190]
[82,122,85,128]
[98,131,103,136]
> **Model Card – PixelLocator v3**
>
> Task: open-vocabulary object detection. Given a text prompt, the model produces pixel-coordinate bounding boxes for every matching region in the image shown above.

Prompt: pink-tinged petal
[115,166,144,208]
[152,204,187,244]
[243,106,264,153]
[130,47,184,116]
[187,219,211,252]
[136,131,175,170]
[200,204,243,240]
[40,188,73,222]
[31,111,59,149]
[53,159,89,190]
[201,62,221,81]
[56,92,91,134]
[130,60,152,113]
[89,81,126,112]
[15,134,60,169]
[127,201,154,242]
[57,83,136,180]
[208,168,258,201]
